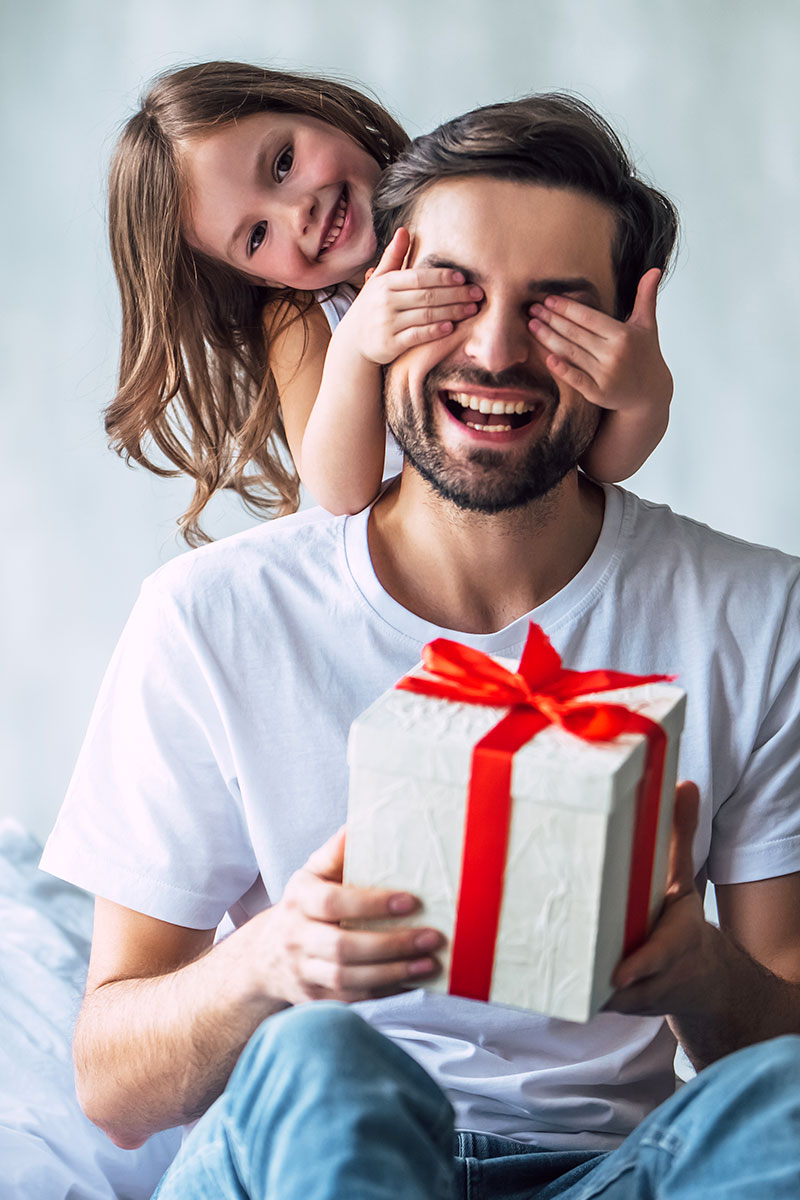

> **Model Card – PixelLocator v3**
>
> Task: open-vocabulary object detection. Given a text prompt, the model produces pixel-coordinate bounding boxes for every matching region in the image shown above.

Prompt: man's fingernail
[388,893,416,914]
[452,271,465,283]
[408,957,436,976]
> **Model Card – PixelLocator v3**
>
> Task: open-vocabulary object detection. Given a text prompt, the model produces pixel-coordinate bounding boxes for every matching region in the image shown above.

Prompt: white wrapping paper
[345,665,685,1023]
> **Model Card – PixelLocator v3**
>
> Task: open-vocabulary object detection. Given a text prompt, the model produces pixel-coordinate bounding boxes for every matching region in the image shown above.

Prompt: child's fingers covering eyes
[529,318,600,374]
[393,321,459,349]
[390,268,482,298]
[545,356,602,405]
[393,267,470,291]
[393,285,483,312]
[395,302,478,331]
[529,304,606,353]
[537,294,613,336]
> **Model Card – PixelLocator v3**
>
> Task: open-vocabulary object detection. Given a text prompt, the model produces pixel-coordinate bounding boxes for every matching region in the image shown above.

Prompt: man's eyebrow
[416,256,603,304]
[416,255,480,279]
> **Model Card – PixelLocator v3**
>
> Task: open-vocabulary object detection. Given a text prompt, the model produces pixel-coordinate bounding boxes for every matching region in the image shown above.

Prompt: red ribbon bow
[396,623,673,1003]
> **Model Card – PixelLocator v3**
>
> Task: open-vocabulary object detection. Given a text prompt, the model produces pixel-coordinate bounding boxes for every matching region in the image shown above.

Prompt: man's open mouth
[440,390,543,434]
[318,186,349,257]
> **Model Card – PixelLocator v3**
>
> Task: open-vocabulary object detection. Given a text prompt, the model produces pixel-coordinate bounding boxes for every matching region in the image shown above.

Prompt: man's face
[384,178,618,512]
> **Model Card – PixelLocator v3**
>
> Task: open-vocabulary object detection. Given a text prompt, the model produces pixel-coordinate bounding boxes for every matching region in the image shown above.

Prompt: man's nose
[462,300,533,374]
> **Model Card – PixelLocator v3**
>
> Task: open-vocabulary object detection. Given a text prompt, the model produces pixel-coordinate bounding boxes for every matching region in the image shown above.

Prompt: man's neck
[367,468,605,635]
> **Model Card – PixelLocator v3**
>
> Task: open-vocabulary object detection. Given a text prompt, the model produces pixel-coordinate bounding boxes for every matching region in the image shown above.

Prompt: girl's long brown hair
[107,61,408,544]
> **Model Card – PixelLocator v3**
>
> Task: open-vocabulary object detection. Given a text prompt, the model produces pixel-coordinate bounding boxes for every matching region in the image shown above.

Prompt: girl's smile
[179,113,383,290]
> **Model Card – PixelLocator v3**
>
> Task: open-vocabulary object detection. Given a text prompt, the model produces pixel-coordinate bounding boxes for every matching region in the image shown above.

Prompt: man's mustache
[423,363,560,402]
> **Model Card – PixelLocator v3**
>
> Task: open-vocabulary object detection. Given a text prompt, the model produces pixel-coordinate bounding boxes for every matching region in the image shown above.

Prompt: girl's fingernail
[415,929,442,950]
[452,271,465,283]
[469,286,483,299]
[388,893,416,914]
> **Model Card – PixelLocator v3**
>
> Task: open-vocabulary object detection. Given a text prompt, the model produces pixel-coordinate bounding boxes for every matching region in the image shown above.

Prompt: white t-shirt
[41,485,800,1151]
[314,282,358,331]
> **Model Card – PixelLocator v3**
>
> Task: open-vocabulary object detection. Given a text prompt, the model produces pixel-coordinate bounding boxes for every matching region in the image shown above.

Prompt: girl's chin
[315,257,374,291]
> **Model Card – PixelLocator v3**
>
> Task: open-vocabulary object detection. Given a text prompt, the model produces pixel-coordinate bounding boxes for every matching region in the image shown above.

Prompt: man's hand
[75,830,444,1145]
[250,827,446,1006]
[605,782,800,1071]
[527,268,673,416]
[605,781,719,1019]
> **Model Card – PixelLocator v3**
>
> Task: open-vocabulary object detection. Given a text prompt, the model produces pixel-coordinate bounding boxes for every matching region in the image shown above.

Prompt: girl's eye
[275,146,294,182]
[248,222,267,256]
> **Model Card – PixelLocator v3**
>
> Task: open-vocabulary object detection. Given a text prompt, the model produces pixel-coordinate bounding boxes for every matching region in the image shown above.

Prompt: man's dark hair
[372,94,679,319]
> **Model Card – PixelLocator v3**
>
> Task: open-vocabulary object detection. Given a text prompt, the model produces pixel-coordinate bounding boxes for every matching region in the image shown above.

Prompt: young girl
[107,61,673,543]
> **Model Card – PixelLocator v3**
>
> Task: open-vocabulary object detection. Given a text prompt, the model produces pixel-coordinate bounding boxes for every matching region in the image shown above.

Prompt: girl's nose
[283,192,317,238]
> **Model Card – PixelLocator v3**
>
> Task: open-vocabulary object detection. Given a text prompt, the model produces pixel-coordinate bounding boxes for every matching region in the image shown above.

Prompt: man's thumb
[305,825,347,881]
[666,781,699,896]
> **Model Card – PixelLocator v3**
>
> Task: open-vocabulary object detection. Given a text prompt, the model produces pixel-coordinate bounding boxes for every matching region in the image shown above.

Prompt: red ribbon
[396,623,672,1003]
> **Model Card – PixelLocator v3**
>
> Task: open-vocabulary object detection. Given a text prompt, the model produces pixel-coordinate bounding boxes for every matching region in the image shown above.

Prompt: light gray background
[2,1,798,841]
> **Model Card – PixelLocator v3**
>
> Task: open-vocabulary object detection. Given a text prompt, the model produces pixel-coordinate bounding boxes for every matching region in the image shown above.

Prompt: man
[43,96,800,1198]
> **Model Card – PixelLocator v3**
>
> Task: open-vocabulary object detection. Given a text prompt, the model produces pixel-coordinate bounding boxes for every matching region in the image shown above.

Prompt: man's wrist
[213,909,296,1015]
[670,922,799,1070]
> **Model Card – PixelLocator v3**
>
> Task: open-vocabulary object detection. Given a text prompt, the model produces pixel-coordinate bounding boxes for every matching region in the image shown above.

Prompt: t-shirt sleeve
[708,577,800,884]
[40,572,260,928]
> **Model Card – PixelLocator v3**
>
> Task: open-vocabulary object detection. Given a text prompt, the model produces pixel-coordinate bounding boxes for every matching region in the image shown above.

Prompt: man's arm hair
[669,906,800,1072]
[74,902,286,1147]
[74,830,442,1146]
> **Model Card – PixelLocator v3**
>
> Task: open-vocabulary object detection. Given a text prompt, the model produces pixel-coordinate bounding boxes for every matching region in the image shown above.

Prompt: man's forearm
[75,834,442,1147]
[669,924,800,1072]
[75,923,288,1147]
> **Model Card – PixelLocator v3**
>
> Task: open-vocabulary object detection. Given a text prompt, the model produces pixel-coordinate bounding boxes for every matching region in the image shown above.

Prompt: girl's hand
[340,228,483,364]
[528,268,673,416]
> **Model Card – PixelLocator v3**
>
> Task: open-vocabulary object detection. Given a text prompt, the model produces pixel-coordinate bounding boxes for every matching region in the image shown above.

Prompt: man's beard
[385,363,601,513]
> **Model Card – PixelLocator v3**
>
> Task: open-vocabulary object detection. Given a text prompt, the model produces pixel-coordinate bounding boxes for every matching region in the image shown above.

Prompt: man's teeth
[448,391,534,415]
[463,421,513,433]
[321,193,347,252]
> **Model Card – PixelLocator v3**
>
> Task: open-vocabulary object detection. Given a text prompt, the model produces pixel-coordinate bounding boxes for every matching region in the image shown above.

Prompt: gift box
[344,624,686,1023]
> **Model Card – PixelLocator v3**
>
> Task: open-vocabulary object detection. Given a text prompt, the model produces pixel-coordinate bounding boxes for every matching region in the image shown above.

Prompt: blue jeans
[153,1004,800,1198]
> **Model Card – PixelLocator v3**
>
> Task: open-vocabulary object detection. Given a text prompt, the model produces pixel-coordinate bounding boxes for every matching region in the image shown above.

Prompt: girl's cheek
[272,249,306,290]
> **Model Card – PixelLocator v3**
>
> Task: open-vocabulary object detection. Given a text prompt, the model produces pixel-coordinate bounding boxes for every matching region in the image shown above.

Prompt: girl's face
[180,112,383,291]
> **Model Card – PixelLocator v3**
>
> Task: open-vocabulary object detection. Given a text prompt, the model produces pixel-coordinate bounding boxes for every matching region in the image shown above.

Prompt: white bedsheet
[0,819,180,1199]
